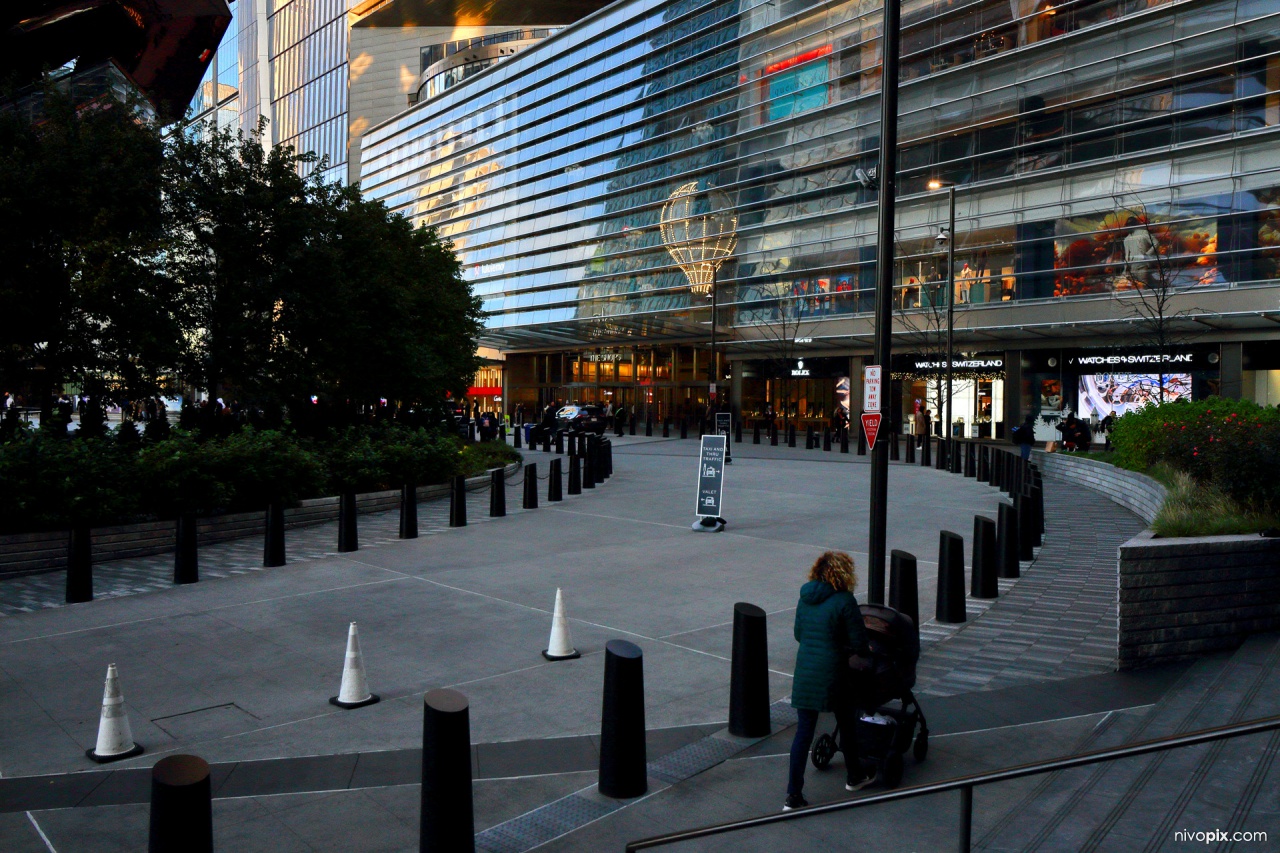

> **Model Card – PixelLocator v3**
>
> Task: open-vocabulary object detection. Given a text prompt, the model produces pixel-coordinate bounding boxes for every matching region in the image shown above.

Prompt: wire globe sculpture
[659,181,738,295]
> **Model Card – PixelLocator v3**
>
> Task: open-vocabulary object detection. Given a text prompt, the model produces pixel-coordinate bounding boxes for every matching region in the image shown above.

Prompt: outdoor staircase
[977,632,1280,851]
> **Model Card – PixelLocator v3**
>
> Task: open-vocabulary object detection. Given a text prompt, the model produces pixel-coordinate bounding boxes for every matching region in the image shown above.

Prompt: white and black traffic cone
[542,588,581,661]
[86,663,144,763]
[329,622,380,709]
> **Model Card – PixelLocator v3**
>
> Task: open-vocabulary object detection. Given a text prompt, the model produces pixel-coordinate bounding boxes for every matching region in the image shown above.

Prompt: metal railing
[625,714,1280,851]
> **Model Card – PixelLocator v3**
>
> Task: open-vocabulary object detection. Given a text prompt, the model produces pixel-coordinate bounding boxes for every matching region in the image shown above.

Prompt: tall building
[358,0,1280,436]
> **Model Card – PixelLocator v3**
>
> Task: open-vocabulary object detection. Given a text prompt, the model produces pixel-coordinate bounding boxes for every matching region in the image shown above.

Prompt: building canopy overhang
[352,0,614,27]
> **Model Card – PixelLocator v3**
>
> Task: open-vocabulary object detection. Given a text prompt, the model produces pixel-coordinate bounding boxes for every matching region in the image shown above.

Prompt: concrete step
[976,633,1280,851]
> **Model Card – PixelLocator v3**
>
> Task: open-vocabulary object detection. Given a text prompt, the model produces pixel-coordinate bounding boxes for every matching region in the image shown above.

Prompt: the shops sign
[583,352,625,362]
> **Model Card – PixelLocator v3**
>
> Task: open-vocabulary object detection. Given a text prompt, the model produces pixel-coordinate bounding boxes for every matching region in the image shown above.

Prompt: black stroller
[809,603,929,788]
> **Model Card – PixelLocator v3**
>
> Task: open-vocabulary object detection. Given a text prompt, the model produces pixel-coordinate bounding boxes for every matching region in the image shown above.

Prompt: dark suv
[556,404,607,433]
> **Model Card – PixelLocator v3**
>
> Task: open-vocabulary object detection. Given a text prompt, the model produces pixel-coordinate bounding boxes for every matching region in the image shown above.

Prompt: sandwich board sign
[695,434,727,517]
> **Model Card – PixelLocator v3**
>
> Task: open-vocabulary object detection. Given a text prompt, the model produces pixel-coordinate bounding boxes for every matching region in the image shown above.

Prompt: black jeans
[788,707,860,795]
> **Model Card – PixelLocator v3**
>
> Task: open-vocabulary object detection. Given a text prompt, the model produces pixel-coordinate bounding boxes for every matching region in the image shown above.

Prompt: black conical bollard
[753,423,761,444]
[936,530,967,623]
[630,414,637,435]
[972,516,998,599]
[806,424,815,449]
[840,426,850,453]
[922,436,932,467]
[339,491,359,552]
[997,502,1020,579]
[663,419,670,438]
[890,431,900,461]
[548,457,563,502]
[823,427,832,451]
[728,603,770,738]
[449,475,467,527]
[605,440,614,478]
[889,550,919,630]
[567,453,582,495]
[978,445,989,481]
[771,424,779,446]
[149,754,213,853]
[523,464,538,510]
[66,525,93,603]
[646,416,653,437]
[1016,493,1035,560]
[400,482,419,539]
[680,418,688,439]
[555,431,564,455]
[936,439,947,470]
[420,689,475,853]
[514,425,522,448]
[174,512,198,585]
[857,422,867,456]
[952,440,963,473]
[598,640,647,799]
[264,500,286,567]
[542,432,551,453]
[788,424,796,447]
[905,434,916,463]
[964,442,976,477]
[489,469,506,517]
[583,442,597,489]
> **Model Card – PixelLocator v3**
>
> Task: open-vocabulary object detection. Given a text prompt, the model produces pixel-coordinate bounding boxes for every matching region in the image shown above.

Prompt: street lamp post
[930,180,957,465]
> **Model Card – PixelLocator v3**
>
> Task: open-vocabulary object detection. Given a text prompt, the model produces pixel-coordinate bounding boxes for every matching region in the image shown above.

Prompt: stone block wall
[1118,530,1280,669]
[1032,450,1166,525]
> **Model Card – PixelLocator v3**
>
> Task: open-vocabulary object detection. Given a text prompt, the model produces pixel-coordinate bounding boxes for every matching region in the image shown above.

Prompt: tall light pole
[929,180,957,462]
[867,0,903,606]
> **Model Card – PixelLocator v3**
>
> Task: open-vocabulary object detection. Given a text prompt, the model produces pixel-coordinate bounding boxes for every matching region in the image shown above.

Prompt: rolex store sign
[792,359,810,377]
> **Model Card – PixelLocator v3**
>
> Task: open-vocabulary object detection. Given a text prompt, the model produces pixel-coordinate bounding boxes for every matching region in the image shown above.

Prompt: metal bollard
[857,422,867,456]
[514,425,522,448]
[542,432,551,453]
[996,502,1020,579]
[338,491,359,552]
[971,516,998,598]
[583,442,596,489]
[823,427,832,451]
[889,550,919,629]
[806,424,816,449]
[1015,493,1035,560]
[489,469,506,517]
[840,426,850,453]
[646,416,653,437]
[523,463,538,510]
[149,754,213,853]
[936,530,967,623]
[264,500,286,567]
[890,431,900,461]
[921,435,933,467]
[555,431,564,455]
[630,414,637,435]
[400,482,419,539]
[978,444,989,482]
[598,640,647,799]
[420,689,475,853]
[680,418,688,439]
[548,457,563,502]
[753,422,761,444]
[728,603,771,738]
[174,512,198,585]
[964,442,976,477]
[788,423,797,447]
[663,419,670,438]
[905,434,916,463]
[567,453,582,495]
[449,475,467,527]
[66,525,93,603]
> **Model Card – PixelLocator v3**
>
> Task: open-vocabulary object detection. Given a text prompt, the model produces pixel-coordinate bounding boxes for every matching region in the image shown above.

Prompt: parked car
[556,404,607,433]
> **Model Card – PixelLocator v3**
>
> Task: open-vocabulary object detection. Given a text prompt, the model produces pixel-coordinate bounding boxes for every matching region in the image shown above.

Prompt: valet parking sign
[695,435,727,517]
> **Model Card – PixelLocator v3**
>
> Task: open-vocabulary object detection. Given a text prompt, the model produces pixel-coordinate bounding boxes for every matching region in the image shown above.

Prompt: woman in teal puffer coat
[785,550,871,811]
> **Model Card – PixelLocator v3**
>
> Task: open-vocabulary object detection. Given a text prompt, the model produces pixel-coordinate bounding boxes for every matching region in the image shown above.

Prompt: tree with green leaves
[0,88,179,417]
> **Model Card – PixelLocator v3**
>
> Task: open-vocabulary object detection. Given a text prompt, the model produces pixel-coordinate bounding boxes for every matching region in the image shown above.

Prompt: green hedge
[0,425,520,534]
[1111,397,1280,512]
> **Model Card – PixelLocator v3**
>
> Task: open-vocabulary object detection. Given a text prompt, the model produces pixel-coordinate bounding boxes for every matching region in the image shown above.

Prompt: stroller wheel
[810,733,837,770]
[913,730,929,762]
[882,751,904,789]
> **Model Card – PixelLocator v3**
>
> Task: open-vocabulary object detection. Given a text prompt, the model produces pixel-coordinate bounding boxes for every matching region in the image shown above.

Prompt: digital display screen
[1077,373,1191,418]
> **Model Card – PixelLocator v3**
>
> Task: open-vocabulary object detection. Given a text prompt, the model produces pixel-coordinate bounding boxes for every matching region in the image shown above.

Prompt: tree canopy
[0,96,484,414]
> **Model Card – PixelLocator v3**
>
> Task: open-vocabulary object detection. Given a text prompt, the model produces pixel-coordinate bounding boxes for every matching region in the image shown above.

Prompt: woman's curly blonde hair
[808,550,857,592]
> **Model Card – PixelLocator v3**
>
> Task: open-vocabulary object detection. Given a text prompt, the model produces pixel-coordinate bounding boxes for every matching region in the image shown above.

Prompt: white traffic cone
[330,622,380,709]
[86,663,143,763]
[542,588,581,661]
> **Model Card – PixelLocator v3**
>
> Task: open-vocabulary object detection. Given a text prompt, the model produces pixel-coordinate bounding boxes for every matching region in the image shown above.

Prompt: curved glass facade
[360,0,1280,420]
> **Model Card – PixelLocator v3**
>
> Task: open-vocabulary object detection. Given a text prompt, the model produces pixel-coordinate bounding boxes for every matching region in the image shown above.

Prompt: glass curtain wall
[359,0,1280,351]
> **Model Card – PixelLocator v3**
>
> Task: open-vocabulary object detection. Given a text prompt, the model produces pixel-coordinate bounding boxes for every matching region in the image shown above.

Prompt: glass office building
[361,0,1280,433]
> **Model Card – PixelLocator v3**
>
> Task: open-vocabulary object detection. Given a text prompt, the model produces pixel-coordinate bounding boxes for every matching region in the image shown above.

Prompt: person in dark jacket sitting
[785,550,873,811]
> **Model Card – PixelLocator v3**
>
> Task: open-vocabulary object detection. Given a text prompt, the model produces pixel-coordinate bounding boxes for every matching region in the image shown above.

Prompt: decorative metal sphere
[659,181,737,294]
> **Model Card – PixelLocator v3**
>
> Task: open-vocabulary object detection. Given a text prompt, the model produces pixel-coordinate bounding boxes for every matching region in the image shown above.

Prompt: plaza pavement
[0,432,1178,851]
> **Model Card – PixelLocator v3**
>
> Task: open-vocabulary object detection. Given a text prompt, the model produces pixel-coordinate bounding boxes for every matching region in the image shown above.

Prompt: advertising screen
[1077,373,1191,418]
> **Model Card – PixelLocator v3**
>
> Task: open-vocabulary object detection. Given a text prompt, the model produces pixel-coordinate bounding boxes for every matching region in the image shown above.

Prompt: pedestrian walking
[786,551,874,811]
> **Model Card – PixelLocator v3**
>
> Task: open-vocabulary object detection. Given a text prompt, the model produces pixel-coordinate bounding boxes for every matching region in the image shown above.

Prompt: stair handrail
[624,713,1280,852]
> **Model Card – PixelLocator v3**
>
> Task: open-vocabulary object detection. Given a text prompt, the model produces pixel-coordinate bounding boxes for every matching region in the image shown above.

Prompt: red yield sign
[861,412,883,450]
